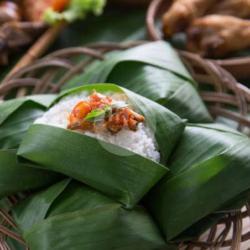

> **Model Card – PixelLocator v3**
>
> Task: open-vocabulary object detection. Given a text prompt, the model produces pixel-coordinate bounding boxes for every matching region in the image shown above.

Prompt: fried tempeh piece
[106,108,145,134]
[187,15,250,57]
[209,0,250,18]
[162,0,216,37]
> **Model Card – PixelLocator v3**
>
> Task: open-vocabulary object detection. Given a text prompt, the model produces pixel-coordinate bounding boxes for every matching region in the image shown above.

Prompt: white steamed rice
[35,92,160,162]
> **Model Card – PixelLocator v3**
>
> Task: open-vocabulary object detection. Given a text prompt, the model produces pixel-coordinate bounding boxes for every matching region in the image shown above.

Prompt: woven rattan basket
[0,41,250,249]
[146,0,250,80]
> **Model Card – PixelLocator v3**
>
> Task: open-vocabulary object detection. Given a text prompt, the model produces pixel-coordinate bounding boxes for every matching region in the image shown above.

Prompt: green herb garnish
[85,105,111,122]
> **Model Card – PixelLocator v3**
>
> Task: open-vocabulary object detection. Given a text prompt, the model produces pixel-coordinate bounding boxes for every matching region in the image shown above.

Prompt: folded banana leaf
[54,8,146,48]
[145,123,250,240]
[176,189,250,241]
[0,95,56,149]
[0,95,61,199]
[18,84,185,207]
[12,179,175,250]
[0,150,60,199]
[64,41,211,123]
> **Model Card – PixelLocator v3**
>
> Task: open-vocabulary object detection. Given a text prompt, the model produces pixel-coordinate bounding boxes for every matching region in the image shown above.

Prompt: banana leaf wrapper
[0,95,56,149]
[12,179,175,250]
[0,150,60,199]
[64,41,211,123]
[0,95,61,198]
[18,84,185,208]
[145,124,250,240]
[176,189,250,241]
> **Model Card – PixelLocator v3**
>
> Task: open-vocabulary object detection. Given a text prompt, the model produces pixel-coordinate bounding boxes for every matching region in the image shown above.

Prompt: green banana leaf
[0,95,61,199]
[63,41,211,123]
[176,189,250,241]
[18,84,185,207]
[108,62,211,123]
[145,123,250,240]
[0,150,60,199]
[52,7,146,49]
[0,197,12,211]
[66,41,193,84]
[12,179,174,250]
[0,95,56,149]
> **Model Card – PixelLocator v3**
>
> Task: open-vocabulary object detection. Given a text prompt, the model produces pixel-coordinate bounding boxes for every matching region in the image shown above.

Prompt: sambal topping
[106,108,145,134]
[67,91,145,134]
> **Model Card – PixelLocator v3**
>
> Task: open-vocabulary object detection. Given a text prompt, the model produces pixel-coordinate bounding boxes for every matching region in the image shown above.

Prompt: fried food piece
[209,0,250,18]
[68,101,92,129]
[162,0,216,37]
[106,108,145,134]
[187,15,250,58]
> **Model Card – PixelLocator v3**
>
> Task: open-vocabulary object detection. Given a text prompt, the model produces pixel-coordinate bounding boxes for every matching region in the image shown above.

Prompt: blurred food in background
[0,0,48,66]
[162,0,250,57]
[162,0,216,37]
[0,0,106,66]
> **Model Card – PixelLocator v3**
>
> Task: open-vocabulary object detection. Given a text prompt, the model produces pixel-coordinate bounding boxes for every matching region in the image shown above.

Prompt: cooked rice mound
[35,91,160,162]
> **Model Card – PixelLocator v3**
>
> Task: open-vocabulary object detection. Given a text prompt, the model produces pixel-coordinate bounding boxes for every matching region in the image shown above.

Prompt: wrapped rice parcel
[11,179,172,250]
[18,84,185,207]
[0,95,61,198]
[65,41,212,123]
[146,124,250,240]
